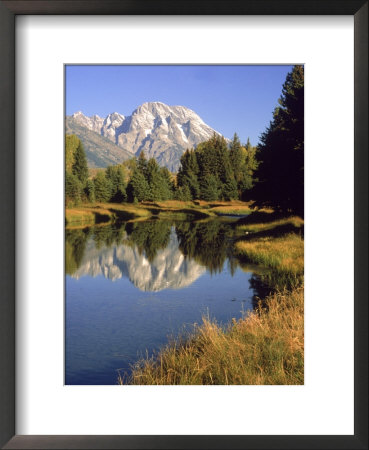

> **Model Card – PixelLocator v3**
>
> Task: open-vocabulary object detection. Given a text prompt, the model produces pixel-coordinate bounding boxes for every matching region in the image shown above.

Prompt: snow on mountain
[68,102,226,171]
[72,111,104,134]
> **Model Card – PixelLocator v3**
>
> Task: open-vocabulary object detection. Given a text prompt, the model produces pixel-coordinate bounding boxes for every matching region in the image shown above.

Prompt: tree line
[66,65,304,215]
[65,133,257,205]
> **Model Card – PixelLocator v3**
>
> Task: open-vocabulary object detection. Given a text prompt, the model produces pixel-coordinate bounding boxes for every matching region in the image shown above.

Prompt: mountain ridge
[66,102,226,171]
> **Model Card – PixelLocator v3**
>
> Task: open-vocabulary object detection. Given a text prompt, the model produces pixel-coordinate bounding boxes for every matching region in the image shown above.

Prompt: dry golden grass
[65,209,97,225]
[209,204,252,215]
[65,200,226,226]
[237,216,304,233]
[65,203,152,226]
[148,200,195,209]
[235,232,304,290]
[122,287,304,385]
[235,233,304,276]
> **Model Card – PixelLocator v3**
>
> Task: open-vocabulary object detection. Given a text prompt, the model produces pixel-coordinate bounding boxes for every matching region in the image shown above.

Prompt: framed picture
[0,1,367,449]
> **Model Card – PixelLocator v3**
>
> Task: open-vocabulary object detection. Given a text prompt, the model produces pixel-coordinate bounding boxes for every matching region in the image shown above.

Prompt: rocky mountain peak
[67,102,226,171]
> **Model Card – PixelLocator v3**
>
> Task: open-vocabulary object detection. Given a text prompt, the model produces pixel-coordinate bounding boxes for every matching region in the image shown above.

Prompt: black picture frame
[0,1,367,449]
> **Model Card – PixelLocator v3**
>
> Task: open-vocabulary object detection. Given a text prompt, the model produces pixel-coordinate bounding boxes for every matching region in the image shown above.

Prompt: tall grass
[122,287,304,385]
[235,233,304,290]
[237,216,304,233]
[113,211,305,385]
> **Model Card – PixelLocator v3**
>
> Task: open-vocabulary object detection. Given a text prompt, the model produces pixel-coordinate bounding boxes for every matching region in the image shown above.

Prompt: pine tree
[126,168,150,202]
[65,172,82,205]
[159,167,174,200]
[94,171,112,203]
[175,184,192,202]
[177,149,200,199]
[65,134,80,173]
[253,65,304,215]
[72,141,89,185]
[84,179,96,203]
[106,165,127,202]
[137,150,148,178]
[217,140,237,200]
[200,174,220,201]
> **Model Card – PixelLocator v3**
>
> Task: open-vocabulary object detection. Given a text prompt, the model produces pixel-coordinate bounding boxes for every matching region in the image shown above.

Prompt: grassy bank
[65,200,253,227]
[234,213,304,289]
[122,287,303,385]
[66,202,153,226]
[235,233,304,289]
[119,212,304,385]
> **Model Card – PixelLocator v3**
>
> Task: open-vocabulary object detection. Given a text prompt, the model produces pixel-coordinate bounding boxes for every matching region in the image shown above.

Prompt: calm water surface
[65,219,268,385]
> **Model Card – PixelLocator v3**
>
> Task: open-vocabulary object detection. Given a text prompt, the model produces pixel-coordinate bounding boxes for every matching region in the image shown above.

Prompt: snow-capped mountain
[67,102,225,171]
[71,111,105,134]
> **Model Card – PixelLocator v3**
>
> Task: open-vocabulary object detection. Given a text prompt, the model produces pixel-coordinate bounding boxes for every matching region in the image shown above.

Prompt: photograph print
[65,64,304,385]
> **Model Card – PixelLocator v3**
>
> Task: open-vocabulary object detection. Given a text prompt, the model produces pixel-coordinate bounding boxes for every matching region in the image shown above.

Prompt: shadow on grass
[234,223,303,246]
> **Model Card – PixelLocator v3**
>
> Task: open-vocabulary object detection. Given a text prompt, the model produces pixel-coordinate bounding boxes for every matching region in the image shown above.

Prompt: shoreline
[118,212,304,385]
[65,200,255,227]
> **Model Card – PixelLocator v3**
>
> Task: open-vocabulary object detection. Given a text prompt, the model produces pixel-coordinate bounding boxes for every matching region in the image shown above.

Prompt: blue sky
[65,65,293,145]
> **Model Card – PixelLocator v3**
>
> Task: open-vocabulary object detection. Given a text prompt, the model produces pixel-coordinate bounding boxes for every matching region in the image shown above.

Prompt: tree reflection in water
[65,219,273,308]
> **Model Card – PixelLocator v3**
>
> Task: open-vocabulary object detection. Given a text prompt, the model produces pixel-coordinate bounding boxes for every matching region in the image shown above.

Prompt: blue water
[65,220,263,385]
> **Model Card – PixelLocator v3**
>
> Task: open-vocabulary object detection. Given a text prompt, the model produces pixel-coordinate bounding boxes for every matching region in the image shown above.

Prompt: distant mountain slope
[67,102,226,171]
[66,117,133,168]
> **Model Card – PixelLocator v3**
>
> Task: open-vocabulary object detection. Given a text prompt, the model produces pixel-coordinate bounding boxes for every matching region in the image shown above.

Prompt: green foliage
[200,174,220,201]
[126,220,171,262]
[106,165,127,202]
[65,172,83,206]
[146,158,162,201]
[137,150,148,178]
[160,167,175,199]
[84,179,96,203]
[72,141,89,185]
[176,220,233,274]
[177,149,200,199]
[175,134,256,202]
[65,228,91,274]
[126,168,151,202]
[94,171,112,203]
[175,184,192,201]
[253,65,304,215]
[222,177,239,201]
[65,135,88,205]
[229,133,258,200]
[65,134,80,173]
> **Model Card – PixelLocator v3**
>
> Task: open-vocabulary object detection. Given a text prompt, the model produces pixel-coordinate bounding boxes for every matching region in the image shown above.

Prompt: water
[65,219,267,385]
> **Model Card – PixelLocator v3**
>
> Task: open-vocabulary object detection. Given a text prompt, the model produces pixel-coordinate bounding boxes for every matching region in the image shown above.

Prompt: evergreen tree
[146,158,161,200]
[229,133,258,199]
[241,142,258,195]
[217,140,237,200]
[222,177,239,201]
[72,141,89,185]
[65,134,80,173]
[106,165,127,202]
[84,179,96,203]
[177,149,200,199]
[126,168,150,202]
[65,172,82,205]
[175,184,192,202]
[253,65,304,215]
[94,171,112,203]
[159,167,175,200]
[196,134,222,179]
[137,150,148,178]
[200,174,220,201]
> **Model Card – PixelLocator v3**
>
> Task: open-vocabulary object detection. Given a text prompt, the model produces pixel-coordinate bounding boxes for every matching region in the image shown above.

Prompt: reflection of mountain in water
[72,231,206,292]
